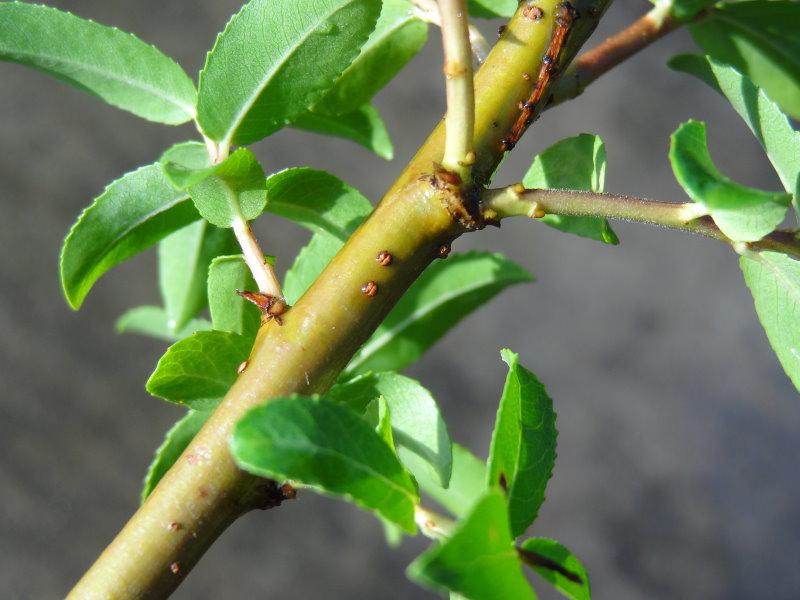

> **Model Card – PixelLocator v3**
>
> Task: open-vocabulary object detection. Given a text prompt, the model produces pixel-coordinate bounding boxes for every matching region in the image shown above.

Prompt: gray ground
[1,1,799,598]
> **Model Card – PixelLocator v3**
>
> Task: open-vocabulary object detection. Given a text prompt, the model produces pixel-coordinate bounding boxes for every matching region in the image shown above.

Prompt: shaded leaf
[188,148,267,227]
[0,2,196,124]
[158,220,237,333]
[689,1,800,119]
[197,0,382,146]
[670,120,790,242]
[160,141,215,190]
[329,371,453,487]
[670,0,715,21]
[416,443,487,519]
[141,409,211,502]
[60,164,198,309]
[346,252,533,375]
[519,538,591,600]
[314,0,428,115]
[292,104,394,160]
[265,167,373,241]
[488,349,557,538]
[116,306,212,342]
[283,231,344,305]
[146,330,251,410]
[208,255,260,338]
[523,134,618,245]
[740,251,800,392]
[408,490,536,600]
[231,396,419,532]
[669,54,800,217]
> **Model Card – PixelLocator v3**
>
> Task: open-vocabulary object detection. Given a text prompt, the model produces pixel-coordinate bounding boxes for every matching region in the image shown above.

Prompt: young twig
[205,139,284,300]
[549,0,684,106]
[436,0,476,178]
[415,505,457,540]
[411,0,490,62]
[482,186,800,258]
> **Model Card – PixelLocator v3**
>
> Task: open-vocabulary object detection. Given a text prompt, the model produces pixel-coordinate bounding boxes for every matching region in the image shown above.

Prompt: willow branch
[436,0,475,177]
[549,0,682,106]
[69,2,612,596]
[483,186,800,259]
[411,0,490,62]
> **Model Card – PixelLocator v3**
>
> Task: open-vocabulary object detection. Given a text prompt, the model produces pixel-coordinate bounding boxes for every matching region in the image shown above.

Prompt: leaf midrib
[2,47,195,116]
[216,0,357,147]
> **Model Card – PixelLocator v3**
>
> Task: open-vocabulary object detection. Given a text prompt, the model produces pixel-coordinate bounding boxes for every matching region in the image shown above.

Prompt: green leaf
[158,221,237,333]
[197,0,382,146]
[314,0,428,116]
[740,251,800,392]
[417,443,487,519]
[689,1,800,120]
[669,54,800,217]
[0,3,196,124]
[408,490,536,600]
[283,231,344,305]
[146,330,251,410]
[670,120,791,242]
[60,164,199,309]
[346,252,534,375]
[329,372,453,487]
[467,0,518,19]
[488,349,557,538]
[523,134,618,245]
[207,255,261,338]
[670,0,715,21]
[231,396,419,532]
[160,141,215,190]
[141,409,211,503]
[519,538,591,600]
[265,168,373,241]
[292,104,394,160]
[116,306,212,342]
[188,148,267,228]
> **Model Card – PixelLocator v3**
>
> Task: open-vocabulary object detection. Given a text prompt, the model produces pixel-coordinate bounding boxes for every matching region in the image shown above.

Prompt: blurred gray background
[2,1,799,598]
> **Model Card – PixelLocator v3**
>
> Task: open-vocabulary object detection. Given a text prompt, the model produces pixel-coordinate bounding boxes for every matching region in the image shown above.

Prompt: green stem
[483,186,800,258]
[68,2,612,597]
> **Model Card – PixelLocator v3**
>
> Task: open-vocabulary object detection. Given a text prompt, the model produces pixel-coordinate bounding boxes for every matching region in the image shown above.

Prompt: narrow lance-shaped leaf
[158,221,237,333]
[0,3,196,124]
[231,396,419,532]
[523,134,618,245]
[197,0,382,146]
[518,538,591,600]
[313,0,428,116]
[669,54,800,217]
[689,1,800,120]
[346,252,534,376]
[207,255,261,339]
[60,164,199,309]
[740,251,800,392]
[670,120,791,242]
[408,490,536,600]
[265,167,374,241]
[488,349,557,538]
[141,410,211,503]
[415,443,487,519]
[292,104,394,160]
[328,372,453,487]
[146,330,251,410]
[116,306,212,342]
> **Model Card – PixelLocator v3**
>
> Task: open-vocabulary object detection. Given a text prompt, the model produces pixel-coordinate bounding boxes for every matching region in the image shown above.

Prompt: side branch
[437,0,475,177]
[411,0,490,62]
[483,186,800,258]
[549,1,682,106]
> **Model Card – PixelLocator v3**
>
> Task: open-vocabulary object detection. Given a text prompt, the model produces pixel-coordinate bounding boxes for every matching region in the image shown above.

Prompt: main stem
[69,2,611,597]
